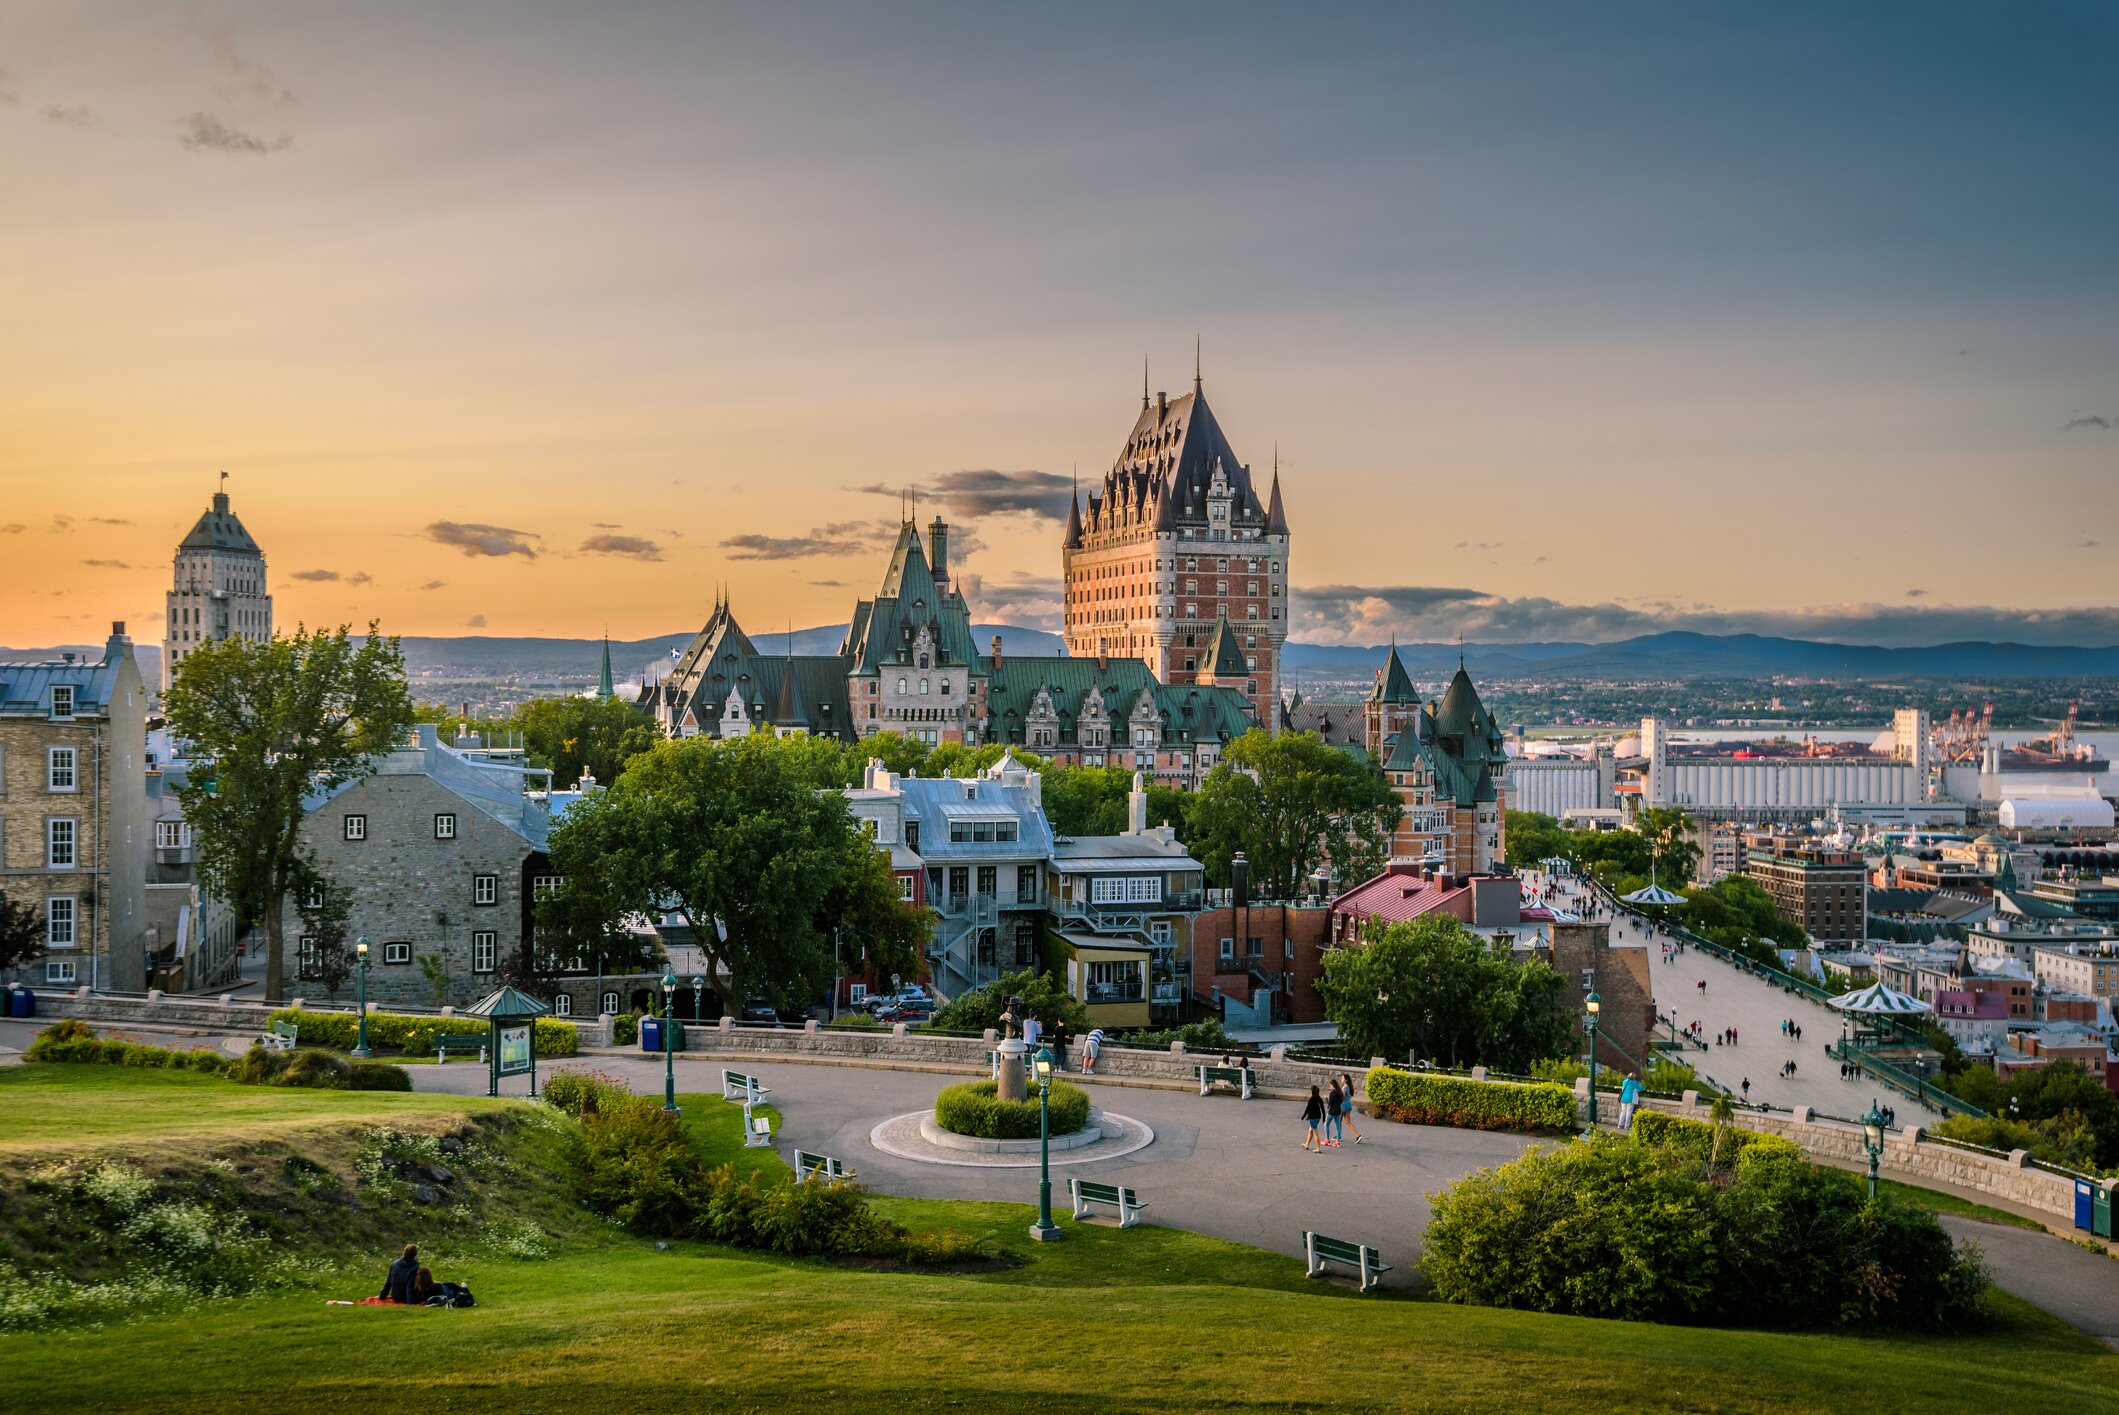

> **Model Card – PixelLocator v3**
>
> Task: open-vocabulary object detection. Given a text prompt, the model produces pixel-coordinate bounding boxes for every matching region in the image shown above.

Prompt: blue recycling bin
[2079,1180,2098,1232]
[640,1017,663,1053]
[7,984,33,1019]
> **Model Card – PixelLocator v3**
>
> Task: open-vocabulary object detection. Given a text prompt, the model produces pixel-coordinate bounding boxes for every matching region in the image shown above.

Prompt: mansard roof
[1081,386,1266,540]
[1382,665,1507,807]
[179,492,262,554]
[662,601,852,740]
[982,653,1253,750]
[846,521,980,673]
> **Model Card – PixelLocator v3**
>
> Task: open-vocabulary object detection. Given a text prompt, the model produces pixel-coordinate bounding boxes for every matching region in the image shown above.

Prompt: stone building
[1061,372,1290,730]
[0,626,149,991]
[1369,651,1509,875]
[164,479,271,693]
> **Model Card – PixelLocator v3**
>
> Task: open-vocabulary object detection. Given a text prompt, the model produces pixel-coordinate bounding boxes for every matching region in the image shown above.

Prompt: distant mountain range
[8,627,2117,688]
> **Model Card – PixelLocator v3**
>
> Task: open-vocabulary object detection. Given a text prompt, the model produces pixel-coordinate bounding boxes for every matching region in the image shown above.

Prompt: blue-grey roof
[896,759,1054,861]
[0,644,128,716]
[308,725,558,849]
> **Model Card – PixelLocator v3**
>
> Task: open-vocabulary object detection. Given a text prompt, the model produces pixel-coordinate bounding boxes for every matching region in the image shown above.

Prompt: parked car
[738,999,779,1026]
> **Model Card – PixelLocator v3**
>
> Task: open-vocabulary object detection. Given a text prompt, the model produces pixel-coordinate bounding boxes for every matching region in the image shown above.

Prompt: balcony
[1086,980,1145,1004]
[1055,889,1202,924]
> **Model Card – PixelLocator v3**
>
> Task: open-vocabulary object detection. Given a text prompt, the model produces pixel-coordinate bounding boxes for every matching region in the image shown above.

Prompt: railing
[1825,1043,1986,1119]
[1085,983,1145,1004]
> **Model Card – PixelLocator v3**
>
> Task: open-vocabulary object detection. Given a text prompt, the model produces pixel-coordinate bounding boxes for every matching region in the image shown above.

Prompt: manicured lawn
[0,1064,511,1148]
[1880,1178,2049,1232]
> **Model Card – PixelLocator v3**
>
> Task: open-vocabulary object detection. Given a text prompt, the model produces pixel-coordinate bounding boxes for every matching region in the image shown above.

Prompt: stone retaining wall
[14,988,612,1048]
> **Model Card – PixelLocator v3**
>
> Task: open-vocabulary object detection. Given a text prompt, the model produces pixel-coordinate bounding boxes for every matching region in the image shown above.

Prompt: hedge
[269,1008,579,1058]
[1364,1066,1577,1133]
[933,1079,1091,1139]
[25,1022,411,1091]
[1631,1109,1802,1164]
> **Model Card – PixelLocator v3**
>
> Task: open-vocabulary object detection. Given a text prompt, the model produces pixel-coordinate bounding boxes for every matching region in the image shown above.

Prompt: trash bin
[640,1017,663,1053]
[667,1021,686,1053]
[7,984,32,1019]
[2096,1182,2114,1241]
[2078,1180,2098,1232]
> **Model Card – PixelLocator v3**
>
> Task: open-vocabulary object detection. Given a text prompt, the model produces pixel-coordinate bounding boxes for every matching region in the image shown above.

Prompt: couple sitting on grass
[372,1244,474,1308]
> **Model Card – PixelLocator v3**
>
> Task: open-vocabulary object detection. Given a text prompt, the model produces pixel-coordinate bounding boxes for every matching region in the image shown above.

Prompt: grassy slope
[0,1069,2113,1414]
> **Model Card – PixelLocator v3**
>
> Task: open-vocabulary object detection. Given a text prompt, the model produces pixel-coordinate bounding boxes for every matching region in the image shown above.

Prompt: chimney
[213,491,230,514]
[991,634,1003,672]
[1128,771,1147,835]
[1156,390,1168,420]
[1097,638,1109,671]
[112,620,126,638]
[1232,851,1250,908]
[929,516,949,593]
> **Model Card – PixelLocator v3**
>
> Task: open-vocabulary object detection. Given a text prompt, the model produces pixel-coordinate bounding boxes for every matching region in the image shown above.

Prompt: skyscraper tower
[164,477,271,692]
[1061,364,1290,729]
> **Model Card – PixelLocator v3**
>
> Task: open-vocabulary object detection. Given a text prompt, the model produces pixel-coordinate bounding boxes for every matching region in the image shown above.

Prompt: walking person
[1051,1017,1071,1072]
[1741,1077,1751,1102]
[1301,1085,1327,1152]
[1618,1071,1642,1134]
[1337,1072,1364,1143]
[1323,1077,1345,1146]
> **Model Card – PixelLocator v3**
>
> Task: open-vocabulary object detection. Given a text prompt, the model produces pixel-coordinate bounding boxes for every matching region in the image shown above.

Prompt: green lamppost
[352,938,373,1059]
[1029,1042,1062,1243]
[1583,990,1602,1133]
[660,969,679,1115]
[1860,1097,1887,1199]
[690,974,704,1021]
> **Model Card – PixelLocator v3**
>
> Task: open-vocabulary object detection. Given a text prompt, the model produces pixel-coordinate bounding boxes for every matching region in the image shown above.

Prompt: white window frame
[47,747,77,793]
[472,931,497,973]
[899,874,917,902]
[46,958,78,985]
[298,936,319,980]
[600,990,620,1015]
[434,813,457,840]
[49,684,74,719]
[156,820,191,850]
[46,896,77,948]
[1219,936,1234,961]
[533,875,561,900]
[343,814,366,842]
[46,817,77,870]
[849,982,868,1005]
[553,993,573,1016]
[473,874,498,907]
[383,941,412,965]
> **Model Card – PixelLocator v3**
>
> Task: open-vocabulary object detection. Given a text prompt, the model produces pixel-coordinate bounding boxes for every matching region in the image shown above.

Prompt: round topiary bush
[932,1079,1090,1139]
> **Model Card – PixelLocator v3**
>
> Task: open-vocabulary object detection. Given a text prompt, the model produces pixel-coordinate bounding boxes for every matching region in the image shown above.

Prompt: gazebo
[1827,981,1931,1052]
[464,984,551,1098]
[1621,882,1686,907]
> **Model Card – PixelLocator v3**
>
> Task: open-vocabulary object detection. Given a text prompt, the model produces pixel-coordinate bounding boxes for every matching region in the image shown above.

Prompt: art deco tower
[164,477,271,691]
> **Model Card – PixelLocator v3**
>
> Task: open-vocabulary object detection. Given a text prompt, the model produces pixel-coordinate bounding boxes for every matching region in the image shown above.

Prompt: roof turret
[1199,616,1248,680]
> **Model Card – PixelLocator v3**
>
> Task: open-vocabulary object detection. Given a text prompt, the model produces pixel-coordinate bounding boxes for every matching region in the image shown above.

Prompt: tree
[1503,810,1571,871]
[926,968,1087,1033]
[1316,915,1572,1071]
[541,734,922,1012]
[512,695,661,789]
[1637,807,1701,886]
[164,623,416,1002]
[294,871,355,1003]
[417,950,451,1008]
[1188,729,1401,898]
[0,891,44,973]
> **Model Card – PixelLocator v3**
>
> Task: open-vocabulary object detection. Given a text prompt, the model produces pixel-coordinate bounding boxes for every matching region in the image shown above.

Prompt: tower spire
[1194,334,1201,393]
[598,628,614,700]
[1142,354,1150,411]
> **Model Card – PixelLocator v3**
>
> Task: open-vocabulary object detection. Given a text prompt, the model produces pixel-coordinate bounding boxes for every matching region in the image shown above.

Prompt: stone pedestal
[996,1037,1028,1102]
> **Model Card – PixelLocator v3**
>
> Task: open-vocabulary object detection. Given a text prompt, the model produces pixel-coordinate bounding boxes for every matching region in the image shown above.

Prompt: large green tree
[926,968,1087,1033]
[1503,810,1572,871]
[541,734,925,1011]
[0,892,43,973]
[164,624,415,1001]
[1316,914,1573,1071]
[512,695,661,789]
[1188,729,1400,897]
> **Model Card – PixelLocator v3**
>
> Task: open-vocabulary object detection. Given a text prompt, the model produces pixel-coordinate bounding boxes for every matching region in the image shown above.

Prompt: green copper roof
[1369,645,1417,705]
[1199,616,1248,680]
[1381,665,1506,807]
[598,636,614,699]
[464,984,550,1018]
[982,654,1252,749]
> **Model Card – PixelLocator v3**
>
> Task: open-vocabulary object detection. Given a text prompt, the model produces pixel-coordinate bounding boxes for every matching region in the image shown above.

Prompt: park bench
[792,1149,856,1183]
[1304,1231,1391,1292]
[743,1103,773,1149]
[1069,1178,1146,1228]
[261,1019,298,1053]
[1198,1064,1253,1099]
[435,1033,486,1064]
[722,1069,771,1104]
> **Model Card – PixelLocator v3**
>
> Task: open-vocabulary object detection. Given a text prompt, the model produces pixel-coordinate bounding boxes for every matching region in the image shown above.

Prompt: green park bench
[435,1033,486,1063]
[1304,1231,1391,1292]
[722,1069,771,1104]
[1198,1064,1253,1099]
[261,1019,298,1053]
[792,1149,856,1183]
[1069,1178,1146,1228]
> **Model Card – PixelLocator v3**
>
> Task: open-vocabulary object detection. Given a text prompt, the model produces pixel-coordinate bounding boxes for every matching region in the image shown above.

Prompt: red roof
[1934,990,2008,1021]
[1332,867,1474,926]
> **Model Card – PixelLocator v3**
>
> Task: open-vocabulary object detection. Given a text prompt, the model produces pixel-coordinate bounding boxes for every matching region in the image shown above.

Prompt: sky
[2,2,2116,650]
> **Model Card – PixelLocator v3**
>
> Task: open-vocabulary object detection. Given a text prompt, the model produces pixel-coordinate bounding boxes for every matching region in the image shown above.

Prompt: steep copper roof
[178,491,260,554]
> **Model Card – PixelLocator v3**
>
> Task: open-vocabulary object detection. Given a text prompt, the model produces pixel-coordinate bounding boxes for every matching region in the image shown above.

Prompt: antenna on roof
[1458,629,1466,669]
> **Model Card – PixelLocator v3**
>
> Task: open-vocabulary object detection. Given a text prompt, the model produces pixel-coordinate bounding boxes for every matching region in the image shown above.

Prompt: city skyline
[3,3,2116,647]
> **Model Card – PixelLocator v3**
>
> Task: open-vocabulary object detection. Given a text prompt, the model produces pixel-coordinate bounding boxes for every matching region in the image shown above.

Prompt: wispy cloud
[190,17,297,106]
[0,524,24,534]
[721,519,897,561]
[852,469,1074,523]
[176,112,292,155]
[418,579,447,591]
[579,533,663,560]
[959,571,1064,630]
[82,559,132,570]
[1455,540,1503,551]
[464,615,487,629]
[2063,414,2112,431]
[423,521,539,559]
[591,521,622,529]
[291,568,373,585]
[1906,588,1927,598]
[87,516,131,526]
[40,104,98,127]
[810,579,846,588]
[51,515,74,532]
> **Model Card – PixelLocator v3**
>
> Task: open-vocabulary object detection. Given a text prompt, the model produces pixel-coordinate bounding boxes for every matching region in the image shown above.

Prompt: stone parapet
[16,989,610,1048]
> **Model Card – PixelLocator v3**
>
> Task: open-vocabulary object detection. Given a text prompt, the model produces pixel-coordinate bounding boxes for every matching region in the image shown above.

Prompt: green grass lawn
[1880,1178,2050,1232]
[1,1067,2114,1414]
[0,1064,512,1149]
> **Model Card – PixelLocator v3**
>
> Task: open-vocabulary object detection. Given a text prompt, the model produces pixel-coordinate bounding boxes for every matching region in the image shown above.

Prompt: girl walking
[1301,1085,1327,1152]
[1323,1078,1345,1146]
[1337,1072,1364,1143]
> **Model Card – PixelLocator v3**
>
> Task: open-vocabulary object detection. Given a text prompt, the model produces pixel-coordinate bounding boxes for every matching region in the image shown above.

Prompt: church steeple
[598,632,615,699]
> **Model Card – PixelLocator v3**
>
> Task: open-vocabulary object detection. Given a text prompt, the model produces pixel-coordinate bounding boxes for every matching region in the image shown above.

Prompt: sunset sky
[3,2,2115,650]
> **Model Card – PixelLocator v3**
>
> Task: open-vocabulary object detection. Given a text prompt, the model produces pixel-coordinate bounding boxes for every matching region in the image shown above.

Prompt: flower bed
[932,1079,1090,1139]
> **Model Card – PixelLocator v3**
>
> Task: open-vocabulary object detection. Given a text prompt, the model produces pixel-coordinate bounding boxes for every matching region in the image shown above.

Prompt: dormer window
[50,685,74,719]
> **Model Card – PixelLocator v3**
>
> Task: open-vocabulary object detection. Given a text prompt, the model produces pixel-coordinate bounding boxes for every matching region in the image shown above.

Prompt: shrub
[268,1008,580,1058]
[25,1026,231,1075]
[347,1061,413,1091]
[276,1050,353,1089]
[1630,1110,1801,1168]
[29,1018,92,1046]
[611,1014,639,1047]
[572,1098,710,1238]
[932,1079,1091,1139]
[228,1043,290,1085]
[1364,1067,1576,1133]
[1114,1018,1238,1051]
[543,1066,633,1118]
[1422,1135,1989,1330]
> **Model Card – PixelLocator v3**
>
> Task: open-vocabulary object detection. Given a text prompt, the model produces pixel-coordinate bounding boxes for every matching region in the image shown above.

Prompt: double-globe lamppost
[1860,1098,1888,1200]
[352,937,373,1059]
[1582,990,1602,1134]
[660,969,679,1115]
[1029,1042,1062,1243]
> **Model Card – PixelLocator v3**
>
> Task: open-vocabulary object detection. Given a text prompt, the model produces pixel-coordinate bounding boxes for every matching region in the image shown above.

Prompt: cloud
[1291,584,2119,648]
[40,104,98,127]
[88,516,131,526]
[2064,415,2112,431]
[290,568,373,584]
[190,18,297,106]
[851,470,1074,524]
[2081,540,2100,550]
[51,515,74,532]
[810,579,847,589]
[82,559,131,569]
[659,528,686,539]
[1,523,26,534]
[592,522,622,529]
[423,521,538,559]
[1454,541,1503,551]
[720,519,898,561]
[959,572,1064,631]
[1906,588,1927,598]
[176,112,292,155]
[464,615,486,629]
[579,533,663,560]
[418,579,447,591]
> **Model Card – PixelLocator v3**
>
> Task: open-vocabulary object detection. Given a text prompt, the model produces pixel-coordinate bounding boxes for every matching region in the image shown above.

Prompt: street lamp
[352,938,372,1059]
[1029,1042,1062,1243]
[690,975,704,1021]
[1860,1097,1888,1200]
[660,969,679,1115]
[1583,990,1602,1134]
